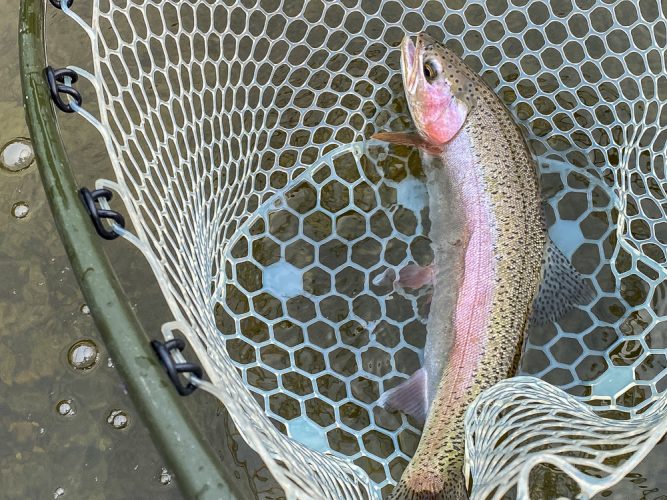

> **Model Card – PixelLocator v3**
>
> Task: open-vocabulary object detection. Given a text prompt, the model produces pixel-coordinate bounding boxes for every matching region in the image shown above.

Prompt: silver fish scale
[55,0,665,498]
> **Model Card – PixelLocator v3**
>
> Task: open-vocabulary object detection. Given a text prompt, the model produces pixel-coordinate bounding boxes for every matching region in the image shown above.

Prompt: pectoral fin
[378,367,428,423]
[372,131,442,155]
[530,239,595,325]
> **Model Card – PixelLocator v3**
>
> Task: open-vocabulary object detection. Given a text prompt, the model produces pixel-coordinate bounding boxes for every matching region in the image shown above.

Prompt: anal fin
[378,367,428,423]
[531,238,595,325]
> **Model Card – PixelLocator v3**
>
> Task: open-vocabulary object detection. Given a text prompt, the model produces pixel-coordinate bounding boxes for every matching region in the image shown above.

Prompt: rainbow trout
[373,33,590,499]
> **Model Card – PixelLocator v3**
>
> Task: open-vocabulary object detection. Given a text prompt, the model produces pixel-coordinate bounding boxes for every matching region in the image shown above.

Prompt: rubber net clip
[79,187,125,240]
[45,66,82,113]
[151,339,203,396]
[48,0,74,9]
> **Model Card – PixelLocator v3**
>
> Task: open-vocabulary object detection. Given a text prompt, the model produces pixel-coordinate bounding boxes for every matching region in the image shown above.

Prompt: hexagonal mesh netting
[54,0,666,498]
[213,142,433,493]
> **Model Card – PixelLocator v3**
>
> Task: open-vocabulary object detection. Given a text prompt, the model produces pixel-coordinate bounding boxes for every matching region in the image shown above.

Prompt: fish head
[401,32,475,146]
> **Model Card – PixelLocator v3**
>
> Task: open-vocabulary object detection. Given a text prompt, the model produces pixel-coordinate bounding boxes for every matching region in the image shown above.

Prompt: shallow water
[3,0,667,498]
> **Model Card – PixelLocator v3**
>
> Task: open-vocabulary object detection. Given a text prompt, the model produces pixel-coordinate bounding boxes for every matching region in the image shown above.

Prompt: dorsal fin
[530,239,594,325]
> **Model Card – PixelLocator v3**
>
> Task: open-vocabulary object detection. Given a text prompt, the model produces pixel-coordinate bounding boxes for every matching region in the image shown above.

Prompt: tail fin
[389,470,468,500]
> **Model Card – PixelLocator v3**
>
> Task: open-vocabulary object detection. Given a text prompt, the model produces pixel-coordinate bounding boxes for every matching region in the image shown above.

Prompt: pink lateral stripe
[445,167,496,398]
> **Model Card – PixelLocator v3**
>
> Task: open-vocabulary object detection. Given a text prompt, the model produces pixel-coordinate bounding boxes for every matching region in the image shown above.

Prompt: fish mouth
[401,35,421,95]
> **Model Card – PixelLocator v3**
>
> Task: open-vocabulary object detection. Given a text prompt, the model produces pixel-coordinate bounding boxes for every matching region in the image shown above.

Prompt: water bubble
[159,467,172,485]
[80,304,90,315]
[67,340,99,370]
[1,139,34,173]
[56,400,75,416]
[53,487,65,499]
[107,409,128,429]
[11,202,29,219]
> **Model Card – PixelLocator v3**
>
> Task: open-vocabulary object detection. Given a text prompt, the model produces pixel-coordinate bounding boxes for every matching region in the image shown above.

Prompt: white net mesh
[465,376,667,499]
[55,0,666,497]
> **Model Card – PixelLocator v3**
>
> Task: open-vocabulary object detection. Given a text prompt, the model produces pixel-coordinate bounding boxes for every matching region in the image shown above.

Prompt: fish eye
[423,61,437,81]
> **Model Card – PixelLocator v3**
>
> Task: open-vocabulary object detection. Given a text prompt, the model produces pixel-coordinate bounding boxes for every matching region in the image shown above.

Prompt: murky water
[3,0,667,498]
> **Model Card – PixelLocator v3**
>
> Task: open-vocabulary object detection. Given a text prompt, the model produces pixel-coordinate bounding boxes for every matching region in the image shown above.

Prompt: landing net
[54,0,666,498]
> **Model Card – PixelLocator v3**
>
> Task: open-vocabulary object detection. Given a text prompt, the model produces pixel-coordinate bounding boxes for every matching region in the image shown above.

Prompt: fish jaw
[401,35,419,95]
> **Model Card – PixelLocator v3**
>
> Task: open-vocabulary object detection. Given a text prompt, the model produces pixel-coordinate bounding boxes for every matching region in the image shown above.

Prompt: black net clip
[151,339,202,396]
[79,188,125,240]
[48,0,74,9]
[45,66,82,113]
